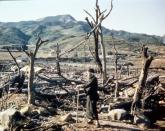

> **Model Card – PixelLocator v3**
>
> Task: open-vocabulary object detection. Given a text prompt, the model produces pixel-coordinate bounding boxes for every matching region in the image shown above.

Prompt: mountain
[0,26,29,45]
[0,14,163,49]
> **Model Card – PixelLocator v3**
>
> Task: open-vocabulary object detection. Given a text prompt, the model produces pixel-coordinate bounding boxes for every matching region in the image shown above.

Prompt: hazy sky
[0,0,164,36]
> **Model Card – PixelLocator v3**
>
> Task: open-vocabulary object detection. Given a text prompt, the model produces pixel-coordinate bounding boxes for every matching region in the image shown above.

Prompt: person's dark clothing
[84,75,99,120]
[84,76,99,101]
[86,96,99,120]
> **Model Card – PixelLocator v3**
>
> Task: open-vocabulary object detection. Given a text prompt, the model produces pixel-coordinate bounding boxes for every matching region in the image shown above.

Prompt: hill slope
[0,14,163,49]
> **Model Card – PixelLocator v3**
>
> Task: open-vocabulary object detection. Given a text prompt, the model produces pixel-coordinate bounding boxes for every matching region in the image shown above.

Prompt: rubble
[60,113,73,122]
[0,47,164,130]
[37,107,51,116]
[0,108,22,130]
[108,109,129,121]
[19,105,31,116]
[134,113,151,129]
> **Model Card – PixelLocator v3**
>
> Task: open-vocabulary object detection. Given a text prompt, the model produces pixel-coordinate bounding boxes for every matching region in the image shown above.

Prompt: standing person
[84,68,100,127]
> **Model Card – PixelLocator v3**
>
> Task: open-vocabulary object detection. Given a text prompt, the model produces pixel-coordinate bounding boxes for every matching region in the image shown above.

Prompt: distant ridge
[0,14,163,49]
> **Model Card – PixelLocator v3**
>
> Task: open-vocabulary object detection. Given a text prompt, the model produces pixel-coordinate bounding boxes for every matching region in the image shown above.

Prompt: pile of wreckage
[0,62,165,130]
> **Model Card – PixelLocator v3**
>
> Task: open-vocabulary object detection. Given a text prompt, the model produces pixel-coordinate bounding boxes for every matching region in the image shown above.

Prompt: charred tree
[84,0,113,84]
[131,45,153,114]
[85,17,102,74]
[24,37,48,104]
[56,43,61,76]
[112,36,119,98]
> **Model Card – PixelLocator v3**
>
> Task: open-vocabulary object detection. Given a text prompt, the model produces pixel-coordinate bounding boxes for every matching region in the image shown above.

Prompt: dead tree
[84,0,113,84]
[59,19,103,57]
[56,43,61,76]
[112,36,119,98]
[85,17,102,74]
[7,48,20,75]
[131,45,153,114]
[24,37,48,104]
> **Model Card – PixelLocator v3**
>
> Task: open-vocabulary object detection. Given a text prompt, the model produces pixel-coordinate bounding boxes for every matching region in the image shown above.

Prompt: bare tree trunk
[24,37,49,105]
[112,37,118,98]
[28,55,35,104]
[114,54,118,98]
[131,46,153,114]
[94,35,103,73]
[85,17,102,74]
[99,27,107,83]
[84,0,113,77]
[56,43,61,76]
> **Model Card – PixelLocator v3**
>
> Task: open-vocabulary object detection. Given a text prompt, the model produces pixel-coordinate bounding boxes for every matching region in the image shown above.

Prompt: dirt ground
[0,93,164,131]
[0,51,23,61]
[0,45,165,130]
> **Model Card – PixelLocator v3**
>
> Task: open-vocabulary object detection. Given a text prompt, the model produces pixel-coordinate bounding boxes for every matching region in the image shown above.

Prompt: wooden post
[76,86,80,123]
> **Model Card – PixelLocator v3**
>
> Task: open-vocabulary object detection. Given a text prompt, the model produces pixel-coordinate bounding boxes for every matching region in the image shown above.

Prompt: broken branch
[7,48,20,75]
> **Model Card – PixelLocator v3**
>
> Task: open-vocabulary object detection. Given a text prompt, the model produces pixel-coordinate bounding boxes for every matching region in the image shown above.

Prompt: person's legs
[92,100,100,127]
[86,96,93,123]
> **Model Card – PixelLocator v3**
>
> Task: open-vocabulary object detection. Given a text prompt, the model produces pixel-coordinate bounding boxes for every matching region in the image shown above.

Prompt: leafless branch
[85,17,94,28]
[23,50,31,57]
[96,0,101,15]
[34,38,49,57]
[96,0,98,7]
[101,9,107,15]
[85,39,95,59]
[103,0,113,19]
[84,10,96,23]
[86,14,104,38]
[7,48,20,75]
[59,39,86,57]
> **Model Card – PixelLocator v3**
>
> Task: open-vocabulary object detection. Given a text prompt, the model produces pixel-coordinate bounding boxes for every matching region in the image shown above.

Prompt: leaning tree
[131,45,153,114]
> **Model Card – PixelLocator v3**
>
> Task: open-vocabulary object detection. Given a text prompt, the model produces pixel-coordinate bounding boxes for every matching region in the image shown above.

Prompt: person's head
[87,68,95,79]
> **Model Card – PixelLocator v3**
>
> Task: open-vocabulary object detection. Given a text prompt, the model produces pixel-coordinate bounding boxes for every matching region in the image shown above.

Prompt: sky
[0,0,164,36]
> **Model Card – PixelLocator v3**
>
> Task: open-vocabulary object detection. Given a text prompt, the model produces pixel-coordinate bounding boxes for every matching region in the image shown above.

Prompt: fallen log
[118,79,138,87]
[36,74,84,85]
[36,74,67,84]
[146,74,159,85]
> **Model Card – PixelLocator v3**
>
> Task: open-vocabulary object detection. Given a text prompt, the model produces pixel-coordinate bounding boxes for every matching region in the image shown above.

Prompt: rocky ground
[0,93,164,131]
[0,45,165,131]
